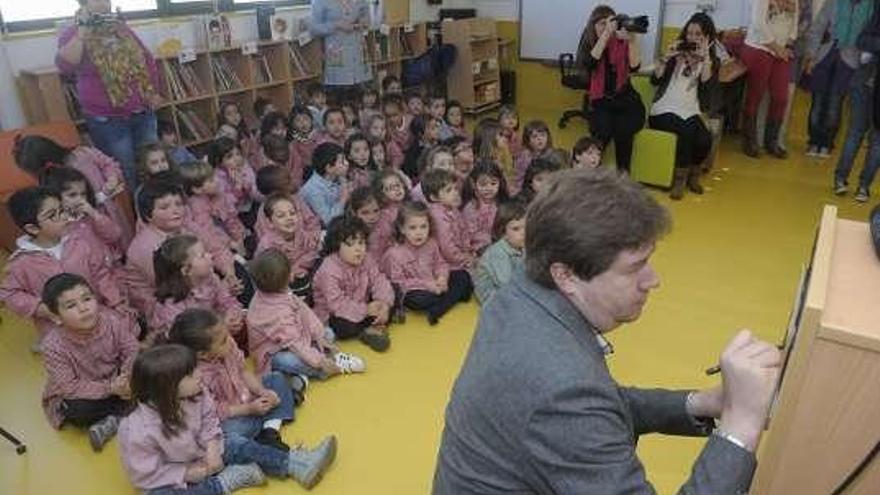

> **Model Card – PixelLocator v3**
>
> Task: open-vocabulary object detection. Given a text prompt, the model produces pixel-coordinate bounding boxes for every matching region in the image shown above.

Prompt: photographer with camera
[648,13,719,200]
[56,0,162,192]
[578,5,646,173]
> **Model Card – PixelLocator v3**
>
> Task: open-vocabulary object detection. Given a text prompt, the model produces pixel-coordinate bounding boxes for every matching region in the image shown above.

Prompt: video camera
[76,12,120,28]
[612,14,650,34]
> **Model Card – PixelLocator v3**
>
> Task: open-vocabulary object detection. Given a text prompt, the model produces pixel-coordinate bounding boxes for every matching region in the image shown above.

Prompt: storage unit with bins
[441,18,502,114]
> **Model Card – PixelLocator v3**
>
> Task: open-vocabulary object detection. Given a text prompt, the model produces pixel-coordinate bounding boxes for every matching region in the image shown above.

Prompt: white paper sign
[380,24,391,36]
[241,41,258,55]
[404,23,415,33]
[178,48,197,63]
[487,58,499,70]
[298,30,313,45]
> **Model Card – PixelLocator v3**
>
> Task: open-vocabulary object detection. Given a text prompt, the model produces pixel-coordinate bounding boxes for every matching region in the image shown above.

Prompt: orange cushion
[0,121,81,197]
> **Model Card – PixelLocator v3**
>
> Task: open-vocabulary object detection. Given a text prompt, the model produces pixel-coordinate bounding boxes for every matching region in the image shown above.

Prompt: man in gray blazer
[433,168,781,494]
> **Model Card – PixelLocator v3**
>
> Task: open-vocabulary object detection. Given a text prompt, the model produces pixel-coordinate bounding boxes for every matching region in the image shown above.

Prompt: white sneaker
[818,147,832,159]
[334,352,366,373]
[806,145,819,157]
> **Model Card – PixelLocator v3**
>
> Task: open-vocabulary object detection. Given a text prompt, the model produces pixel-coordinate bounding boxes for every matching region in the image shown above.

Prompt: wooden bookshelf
[441,18,502,114]
[17,23,430,151]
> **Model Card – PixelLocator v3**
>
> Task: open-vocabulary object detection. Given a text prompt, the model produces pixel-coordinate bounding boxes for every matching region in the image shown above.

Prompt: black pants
[232,260,255,307]
[648,113,712,170]
[589,85,646,172]
[403,270,472,322]
[329,315,377,340]
[61,396,130,428]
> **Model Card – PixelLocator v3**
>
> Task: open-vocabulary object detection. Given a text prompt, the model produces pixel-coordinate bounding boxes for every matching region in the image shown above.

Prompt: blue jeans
[808,51,855,149]
[86,111,158,191]
[834,81,880,191]
[270,328,336,380]
[220,372,295,478]
[147,478,224,495]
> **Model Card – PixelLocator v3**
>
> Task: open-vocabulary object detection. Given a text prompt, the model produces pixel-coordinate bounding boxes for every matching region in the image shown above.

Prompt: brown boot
[741,114,760,158]
[670,169,687,200]
[687,166,704,194]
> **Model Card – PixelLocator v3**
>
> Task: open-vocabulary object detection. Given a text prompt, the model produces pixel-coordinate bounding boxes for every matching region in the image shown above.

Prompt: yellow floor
[1,86,875,494]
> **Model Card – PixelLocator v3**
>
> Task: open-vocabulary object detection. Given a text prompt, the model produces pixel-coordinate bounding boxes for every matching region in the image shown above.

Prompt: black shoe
[359,328,391,352]
[255,428,289,452]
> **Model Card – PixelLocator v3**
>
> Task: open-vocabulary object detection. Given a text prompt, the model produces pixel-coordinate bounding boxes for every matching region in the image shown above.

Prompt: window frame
[0,0,309,34]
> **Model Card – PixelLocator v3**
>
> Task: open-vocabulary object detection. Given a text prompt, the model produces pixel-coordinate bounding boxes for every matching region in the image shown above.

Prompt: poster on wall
[204,14,232,49]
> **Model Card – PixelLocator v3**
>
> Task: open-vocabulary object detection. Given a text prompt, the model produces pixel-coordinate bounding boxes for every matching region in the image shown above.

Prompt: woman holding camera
[579,5,645,173]
[649,13,719,200]
[739,0,799,159]
[56,0,161,191]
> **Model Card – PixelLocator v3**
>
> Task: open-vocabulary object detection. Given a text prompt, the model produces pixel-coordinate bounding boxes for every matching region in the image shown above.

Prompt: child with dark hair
[253,97,276,122]
[410,145,455,202]
[445,100,468,140]
[158,120,198,165]
[177,160,247,257]
[261,134,291,170]
[359,86,381,125]
[305,83,328,130]
[135,142,177,186]
[382,201,471,325]
[0,187,133,341]
[248,249,366,379]
[381,75,402,95]
[402,115,442,181]
[167,308,338,490]
[13,134,132,245]
[39,273,139,451]
[40,166,124,265]
[151,235,244,340]
[422,169,477,273]
[253,165,322,246]
[364,113,405,170]
[427,94,453,141]
[316,108,348,147]
[340,100,360,130]
[572,136,604,169]
[382,94,410,153]
[118,345,268,494]
[313,216,395,352]
[217,101,259,166]
[208,137,261,229]
[345,133,375,188]
[514,120,567,194]
[345,186,383,260]
[517,158,562,204]
[256,194,322,301]
[288,105,317,188]
[404,88,425,117]
[300,142,352,226]
[473,199,527,303]
[260,111,288,142]
[462,161,509,253]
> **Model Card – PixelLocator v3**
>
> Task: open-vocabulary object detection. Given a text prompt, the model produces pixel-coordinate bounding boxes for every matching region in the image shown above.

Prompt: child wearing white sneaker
[119,344,267,495]
[247,249,366,378]
[39,273,139,452]
[167,309,337,490]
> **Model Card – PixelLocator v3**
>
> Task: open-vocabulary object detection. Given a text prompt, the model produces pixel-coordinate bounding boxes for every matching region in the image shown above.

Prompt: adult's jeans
[86,110,158,191]
[807,50,855,149]
[834,81,880,190]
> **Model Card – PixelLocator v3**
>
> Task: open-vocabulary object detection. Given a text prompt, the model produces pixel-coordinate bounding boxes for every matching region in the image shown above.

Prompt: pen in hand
[705,345,785,375]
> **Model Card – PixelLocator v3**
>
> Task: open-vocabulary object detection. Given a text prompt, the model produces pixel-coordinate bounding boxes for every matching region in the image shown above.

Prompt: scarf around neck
[84,21,156,108]
[589,37,630,102]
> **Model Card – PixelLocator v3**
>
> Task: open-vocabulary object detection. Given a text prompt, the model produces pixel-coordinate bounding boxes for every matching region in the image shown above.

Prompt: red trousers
[740,44,792,121]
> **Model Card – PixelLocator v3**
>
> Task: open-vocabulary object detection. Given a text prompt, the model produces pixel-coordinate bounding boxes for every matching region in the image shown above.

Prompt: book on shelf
[370,32,391,62]
[60,77,84,121]
[211,56,243,91]
[162,60,206,101]
[177,109,212,142]
[400,30,414,57]
[288,44,313,77]
[252,55,274,84]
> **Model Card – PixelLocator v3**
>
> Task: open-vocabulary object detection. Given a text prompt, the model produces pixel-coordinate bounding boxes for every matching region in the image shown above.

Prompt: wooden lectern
[751,205,880,494]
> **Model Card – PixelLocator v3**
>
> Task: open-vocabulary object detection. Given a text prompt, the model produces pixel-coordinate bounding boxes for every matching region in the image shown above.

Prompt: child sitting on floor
[39,273,139,451]
[178,160,247,258]
[382,201,471,325]
[247,249,366,380]
[422,169,477,274]
[474,199,526,304]
[151,235,244,340]
[572,136,604,169]
[118,344,267,494]
[313,216,396,353]
[300,142,353,226]
[316,108,349,147]
[0,188,133,342]
[462,160,510,254]
[287,105,317,188]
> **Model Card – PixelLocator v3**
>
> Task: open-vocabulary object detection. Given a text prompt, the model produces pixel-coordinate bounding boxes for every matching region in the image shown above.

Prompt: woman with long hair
[578,5,645,173]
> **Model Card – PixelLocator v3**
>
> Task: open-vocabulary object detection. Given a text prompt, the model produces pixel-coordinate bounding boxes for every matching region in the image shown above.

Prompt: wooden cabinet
[442,18,502,114]
[751,205,880,494]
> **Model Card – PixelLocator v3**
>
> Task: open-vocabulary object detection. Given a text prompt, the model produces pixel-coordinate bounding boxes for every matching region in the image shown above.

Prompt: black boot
[764,120,788,159]
[670,169,687,200]
[742,114,760,158]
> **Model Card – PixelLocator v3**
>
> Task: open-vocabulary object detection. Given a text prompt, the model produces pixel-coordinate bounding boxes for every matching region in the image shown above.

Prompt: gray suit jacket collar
[510,270,609,361]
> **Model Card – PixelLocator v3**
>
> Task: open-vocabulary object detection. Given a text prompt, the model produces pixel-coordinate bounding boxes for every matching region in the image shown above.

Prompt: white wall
[478,0,752,27]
